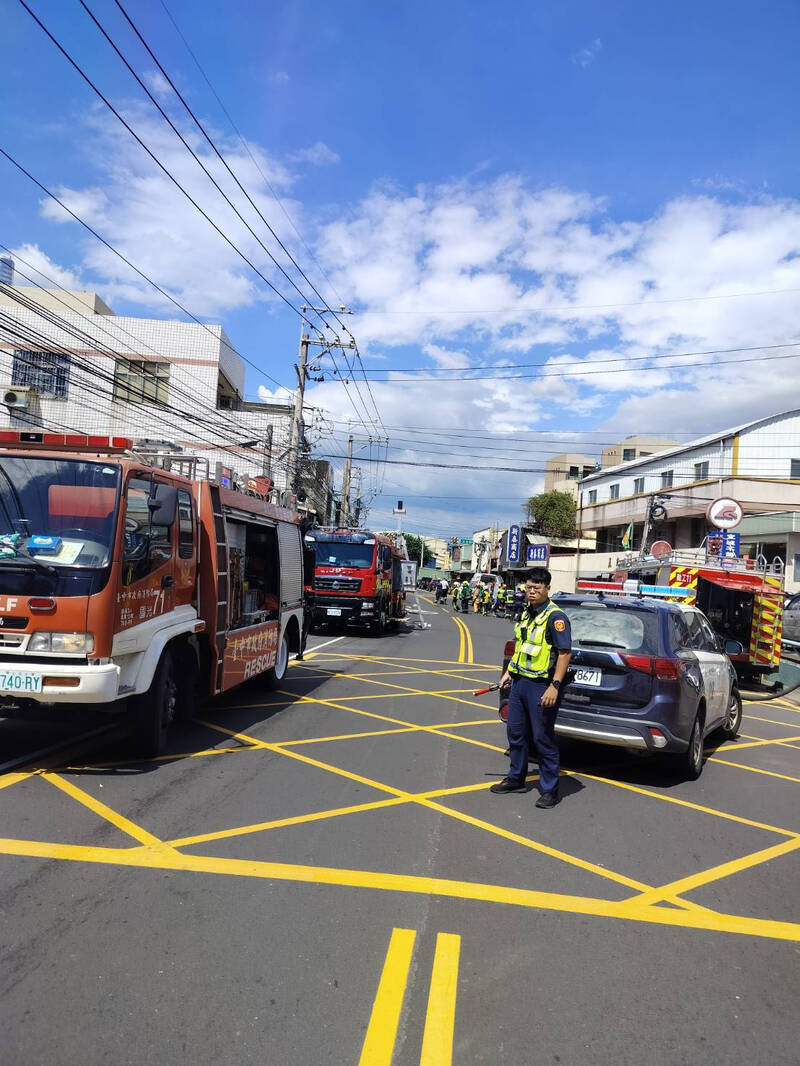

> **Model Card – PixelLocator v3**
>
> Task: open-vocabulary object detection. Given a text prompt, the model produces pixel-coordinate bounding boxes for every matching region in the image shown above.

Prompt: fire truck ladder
[209,484,229,693]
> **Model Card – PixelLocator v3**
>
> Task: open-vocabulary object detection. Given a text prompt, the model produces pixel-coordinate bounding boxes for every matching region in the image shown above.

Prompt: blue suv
[502,594,742,779]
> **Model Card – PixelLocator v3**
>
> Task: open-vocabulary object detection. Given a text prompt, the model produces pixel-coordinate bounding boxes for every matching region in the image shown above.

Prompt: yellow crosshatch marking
[1,630,799,945]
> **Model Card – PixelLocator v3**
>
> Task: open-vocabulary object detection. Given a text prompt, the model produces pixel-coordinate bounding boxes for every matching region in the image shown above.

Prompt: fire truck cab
[0,432,305,755]
[305,527,407,634]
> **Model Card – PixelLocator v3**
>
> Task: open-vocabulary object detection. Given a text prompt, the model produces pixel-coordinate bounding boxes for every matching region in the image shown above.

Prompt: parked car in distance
[783,592,800,646]
[499,594,742,779]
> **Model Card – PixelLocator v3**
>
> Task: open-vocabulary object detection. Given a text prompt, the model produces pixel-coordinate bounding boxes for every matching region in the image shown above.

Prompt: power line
[321,418,800,439]
[0,147,291,395]
[1,254,292,443]
[356,340,800,375]
[88,0,343,337]
[17,0,325,338]
[135,0,386,439]
[101,0,386,439]
[351,286,800,316]
[351,343,800,381]
[156,0,349,313]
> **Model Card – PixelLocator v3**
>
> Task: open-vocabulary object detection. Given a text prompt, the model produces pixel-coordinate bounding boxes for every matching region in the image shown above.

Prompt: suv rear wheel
[675,710,705,780]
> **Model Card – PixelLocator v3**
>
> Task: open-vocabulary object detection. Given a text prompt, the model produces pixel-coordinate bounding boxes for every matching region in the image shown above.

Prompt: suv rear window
[561,604,657,653]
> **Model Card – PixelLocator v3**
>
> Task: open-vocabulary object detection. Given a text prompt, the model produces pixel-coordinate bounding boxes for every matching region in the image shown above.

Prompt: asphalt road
[1,597,799,1066]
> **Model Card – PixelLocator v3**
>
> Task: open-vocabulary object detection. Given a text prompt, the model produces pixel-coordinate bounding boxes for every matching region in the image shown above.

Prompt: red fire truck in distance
[305,527,407,634]
[0,431,305,755]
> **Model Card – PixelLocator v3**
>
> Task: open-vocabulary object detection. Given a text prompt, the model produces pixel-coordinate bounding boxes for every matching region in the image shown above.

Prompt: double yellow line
[359,927,461,1066]
[452,614,474,664]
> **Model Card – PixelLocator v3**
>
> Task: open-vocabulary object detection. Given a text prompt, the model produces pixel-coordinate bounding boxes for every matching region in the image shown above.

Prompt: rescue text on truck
[0,431,305,756]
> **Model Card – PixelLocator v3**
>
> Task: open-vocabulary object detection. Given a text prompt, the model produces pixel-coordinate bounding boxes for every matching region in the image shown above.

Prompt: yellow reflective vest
[509,601,560,679]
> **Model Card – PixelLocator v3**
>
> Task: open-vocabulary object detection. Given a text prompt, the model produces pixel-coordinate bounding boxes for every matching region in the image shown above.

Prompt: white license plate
[326,608,342,616]
[572,667,602,687]
[0,671,43,693]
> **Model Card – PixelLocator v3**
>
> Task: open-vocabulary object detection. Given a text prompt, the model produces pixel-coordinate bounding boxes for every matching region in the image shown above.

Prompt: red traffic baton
[473,683,501,696]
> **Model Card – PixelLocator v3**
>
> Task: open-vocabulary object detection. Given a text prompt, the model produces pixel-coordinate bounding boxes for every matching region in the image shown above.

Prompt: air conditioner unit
[2,386,31,409]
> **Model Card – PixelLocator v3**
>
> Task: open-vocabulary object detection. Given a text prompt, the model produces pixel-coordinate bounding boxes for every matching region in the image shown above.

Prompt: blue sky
[1,0,799,539]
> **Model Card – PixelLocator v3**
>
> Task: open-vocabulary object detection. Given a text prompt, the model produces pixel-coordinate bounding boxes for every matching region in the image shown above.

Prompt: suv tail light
[621,653,681,680]
[621,653,652,674]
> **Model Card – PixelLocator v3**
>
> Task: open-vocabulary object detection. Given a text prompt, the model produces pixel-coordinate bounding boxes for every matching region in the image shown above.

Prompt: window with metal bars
[11,350,70,397]
[113,358,169,405]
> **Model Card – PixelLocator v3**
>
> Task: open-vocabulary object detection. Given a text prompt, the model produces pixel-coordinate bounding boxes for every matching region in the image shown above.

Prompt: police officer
[491,567,571,808]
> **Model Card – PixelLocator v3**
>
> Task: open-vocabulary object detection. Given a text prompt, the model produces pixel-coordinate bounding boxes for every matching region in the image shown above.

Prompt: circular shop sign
[706,497,743,530]
[650,540,672,560]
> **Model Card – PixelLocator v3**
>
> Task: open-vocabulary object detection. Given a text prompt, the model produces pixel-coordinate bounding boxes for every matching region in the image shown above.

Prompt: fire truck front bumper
[313,596,374,625]
[0,661,121,707]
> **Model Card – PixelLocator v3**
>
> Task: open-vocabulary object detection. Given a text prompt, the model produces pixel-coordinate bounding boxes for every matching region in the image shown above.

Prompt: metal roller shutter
[278,522,303,609]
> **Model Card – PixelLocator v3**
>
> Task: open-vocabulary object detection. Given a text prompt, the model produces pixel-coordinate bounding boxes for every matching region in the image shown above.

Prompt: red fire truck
[0,431,305,754]
[578,550,784,682]
[305,527,407,634]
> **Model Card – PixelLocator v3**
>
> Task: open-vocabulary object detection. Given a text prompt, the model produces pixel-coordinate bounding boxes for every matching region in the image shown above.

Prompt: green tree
[383,532,436,567]
[523,490,577,538]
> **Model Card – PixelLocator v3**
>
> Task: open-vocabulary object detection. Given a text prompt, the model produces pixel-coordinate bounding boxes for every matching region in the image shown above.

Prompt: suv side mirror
[724,639,744,656]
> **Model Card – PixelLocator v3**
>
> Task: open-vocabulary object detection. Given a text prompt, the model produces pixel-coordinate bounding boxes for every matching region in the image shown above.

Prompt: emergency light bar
[0,431,133,453]
[576,581,624,592]
[576,579,693,599]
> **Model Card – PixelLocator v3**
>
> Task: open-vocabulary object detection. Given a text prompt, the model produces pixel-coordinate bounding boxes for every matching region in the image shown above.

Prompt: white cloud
[307,179,800,526]
[270,71,290,85]
[7,243,84,291]
[143,70,172,99]
[35,103,305,317]
[257,384,294,403]
[573,38,602,68]
[25,100,800,533]
[289,141,340,166]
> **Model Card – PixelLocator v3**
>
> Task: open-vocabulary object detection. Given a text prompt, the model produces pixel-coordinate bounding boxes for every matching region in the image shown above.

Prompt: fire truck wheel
[132,650,177,758]
[265,636,289,690]
[371,607,387,636]
[174,644,200,721]
[719,689,742,739]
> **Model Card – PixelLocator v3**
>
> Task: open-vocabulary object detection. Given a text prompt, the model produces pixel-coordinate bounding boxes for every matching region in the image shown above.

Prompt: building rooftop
[0,286,115,316]
[581,408,800,483]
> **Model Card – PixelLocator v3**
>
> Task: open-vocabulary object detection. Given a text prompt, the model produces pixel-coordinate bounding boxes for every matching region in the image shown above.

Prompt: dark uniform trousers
[506,675,561,793]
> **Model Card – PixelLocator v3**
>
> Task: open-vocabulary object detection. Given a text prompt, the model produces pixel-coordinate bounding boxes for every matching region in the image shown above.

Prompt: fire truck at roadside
[304,527,407,634]
[0,431,306,755]
[578,548,785,683]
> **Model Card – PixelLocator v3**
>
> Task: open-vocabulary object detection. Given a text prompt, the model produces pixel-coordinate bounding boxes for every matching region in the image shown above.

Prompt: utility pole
[287,326,309,500]
[340,434,354,527]
[262,423,273,480]
[287,306,359,508]
[574,491,583,589]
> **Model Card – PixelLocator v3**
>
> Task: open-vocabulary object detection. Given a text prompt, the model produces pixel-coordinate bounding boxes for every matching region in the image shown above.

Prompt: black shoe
[535,791,560,809]
[490,777,527,794]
